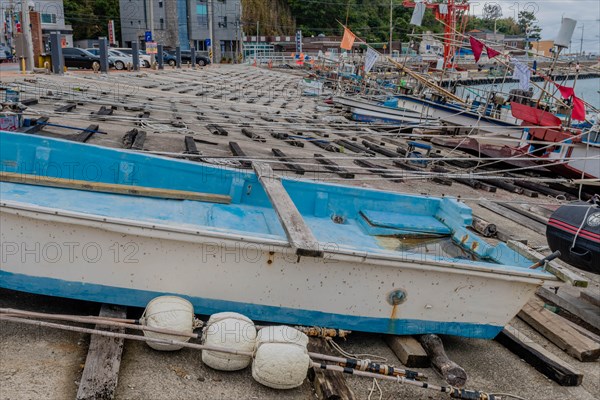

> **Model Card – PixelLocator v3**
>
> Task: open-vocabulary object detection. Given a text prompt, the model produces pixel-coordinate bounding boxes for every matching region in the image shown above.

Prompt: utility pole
[389,0,393,56]
[208,0,214,63]
[579,24,584,55]
[256,21,259,62]
[21,0,34,72]
[147,0,154,64]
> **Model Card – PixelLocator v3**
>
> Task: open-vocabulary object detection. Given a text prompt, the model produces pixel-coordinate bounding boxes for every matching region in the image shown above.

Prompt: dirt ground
[0,65,599,400]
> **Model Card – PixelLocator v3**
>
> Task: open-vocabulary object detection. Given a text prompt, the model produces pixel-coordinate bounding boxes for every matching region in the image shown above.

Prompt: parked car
[62,48,103,69]
[113,48,152,67]
[180,50,210,66]
[0,44,11,63]
[86,48,133,70]
[162,51,177,66]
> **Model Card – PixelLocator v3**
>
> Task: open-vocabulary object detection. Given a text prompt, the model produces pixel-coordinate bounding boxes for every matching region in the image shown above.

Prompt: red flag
[486,46,501,59]
[556,84,575,99]
[340,28,356,50]
[572,96,586,121]
[469,36,484,62]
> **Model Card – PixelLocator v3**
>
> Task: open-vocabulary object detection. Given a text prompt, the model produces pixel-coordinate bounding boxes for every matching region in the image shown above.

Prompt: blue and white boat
[334,95,521,134]
[0,131,564,339]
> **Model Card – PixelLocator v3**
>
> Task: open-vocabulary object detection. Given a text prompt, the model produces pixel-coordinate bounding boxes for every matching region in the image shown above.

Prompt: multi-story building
[1,0,73,50]
[119,0,241,61]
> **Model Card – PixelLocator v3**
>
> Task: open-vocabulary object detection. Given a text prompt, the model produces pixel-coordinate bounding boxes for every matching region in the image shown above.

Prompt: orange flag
[340,28,356,50]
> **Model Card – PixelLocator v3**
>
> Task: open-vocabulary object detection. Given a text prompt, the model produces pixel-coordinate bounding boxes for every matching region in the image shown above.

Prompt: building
[119,0,241,61]
[1,0,72,50]
[531,40,554,57]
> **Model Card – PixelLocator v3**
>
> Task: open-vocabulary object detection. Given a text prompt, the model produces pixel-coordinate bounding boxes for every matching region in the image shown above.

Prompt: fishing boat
[332,96,438,125]
[333,94,521,133]
[0,131,566,339]
[432,103,600,180]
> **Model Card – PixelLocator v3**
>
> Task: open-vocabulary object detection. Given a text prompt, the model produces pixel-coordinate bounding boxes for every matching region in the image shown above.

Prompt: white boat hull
[0,201,548,339]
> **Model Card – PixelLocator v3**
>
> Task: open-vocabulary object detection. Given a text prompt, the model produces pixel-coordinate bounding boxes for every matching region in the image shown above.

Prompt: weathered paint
[0,131,558,338]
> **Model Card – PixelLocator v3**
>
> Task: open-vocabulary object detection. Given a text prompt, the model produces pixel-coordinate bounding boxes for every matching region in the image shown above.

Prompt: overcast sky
[469,0,600,53]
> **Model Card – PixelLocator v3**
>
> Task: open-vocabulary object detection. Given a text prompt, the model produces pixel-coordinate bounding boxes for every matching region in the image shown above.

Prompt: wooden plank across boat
[0,131,576,339]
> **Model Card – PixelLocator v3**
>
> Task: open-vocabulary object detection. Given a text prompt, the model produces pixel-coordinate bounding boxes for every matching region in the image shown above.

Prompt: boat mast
[402,0,470,68]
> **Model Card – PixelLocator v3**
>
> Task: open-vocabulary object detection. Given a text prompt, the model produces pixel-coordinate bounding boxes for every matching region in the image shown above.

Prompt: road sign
[145,31,153,42]
[146,42,158,54]
[205,39,211,47]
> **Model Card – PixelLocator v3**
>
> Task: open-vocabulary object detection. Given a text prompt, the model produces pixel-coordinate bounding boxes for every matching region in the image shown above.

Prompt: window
[159,1,163,7]
[218,16,227,28]
[41,13,57,24]
[160,18,164,29]
[196,2,208,27]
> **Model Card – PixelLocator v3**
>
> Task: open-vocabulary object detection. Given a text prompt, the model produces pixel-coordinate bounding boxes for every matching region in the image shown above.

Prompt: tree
[518,11,542,41]
[64,0,120,42]
[483,3,502,34]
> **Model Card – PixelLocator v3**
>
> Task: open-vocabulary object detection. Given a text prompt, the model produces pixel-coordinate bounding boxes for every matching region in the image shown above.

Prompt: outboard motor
[546,198,600,274]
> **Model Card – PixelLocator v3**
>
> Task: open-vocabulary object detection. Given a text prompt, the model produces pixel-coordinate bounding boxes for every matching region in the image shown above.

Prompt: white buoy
[141,296,195,351]
[202,312,256,371]
[252,326,310,389]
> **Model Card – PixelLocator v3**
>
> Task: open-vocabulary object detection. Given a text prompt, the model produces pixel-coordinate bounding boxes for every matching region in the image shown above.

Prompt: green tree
[64,0,121,42]
[518,11,542,41]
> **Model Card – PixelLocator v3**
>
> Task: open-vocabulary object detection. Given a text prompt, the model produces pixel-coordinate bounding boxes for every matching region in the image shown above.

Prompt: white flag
[410,2,426,26]
[512,59,531,91]
[364,47,379,73]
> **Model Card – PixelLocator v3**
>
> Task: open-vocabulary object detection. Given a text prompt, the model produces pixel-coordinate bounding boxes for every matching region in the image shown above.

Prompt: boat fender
[202,312,257,371]
[252,326,310,389]
[140,296,195,351]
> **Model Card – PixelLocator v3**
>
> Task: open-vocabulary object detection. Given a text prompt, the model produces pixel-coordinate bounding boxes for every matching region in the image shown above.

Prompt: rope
[326,337,387,363]
[570,198,599,250]
[367,378,383,400]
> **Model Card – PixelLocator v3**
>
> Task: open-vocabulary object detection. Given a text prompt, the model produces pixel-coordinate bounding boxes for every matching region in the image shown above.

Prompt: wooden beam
[228,142,252,168]
[536,287,599,330]
[496,325,583,386]
[131,131,146,151]
[418,334,467,387]
[184,136,200,155]
[76,304,126,400]
[507,241,588,288]
[581,290,600,308]
[241,128,266,142]
[0,172,231,204]
[384,335,429,368]
[70,124,100,143]
[314,154,354,179]
[479,200,546,235]
[307,338,356,400]
[206,123,228,136]
[54,104,77,113]
[21,98,38,106]
[122,129,138,149]
[253,162,323,258]
[498,202,549,225]
[272,148,305,175]
[562,316,600,344]
[518,297,600,361]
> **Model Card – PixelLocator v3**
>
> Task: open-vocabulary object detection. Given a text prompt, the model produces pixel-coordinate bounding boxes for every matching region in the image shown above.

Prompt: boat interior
[1,131,547,274]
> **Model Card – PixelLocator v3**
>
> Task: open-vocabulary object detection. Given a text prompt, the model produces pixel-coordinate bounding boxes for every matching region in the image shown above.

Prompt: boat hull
[1,203,544,339]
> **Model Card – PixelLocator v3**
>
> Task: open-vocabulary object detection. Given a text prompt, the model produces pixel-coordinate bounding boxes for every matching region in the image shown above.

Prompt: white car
[114,48,152,68]
[86,48,133,70]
